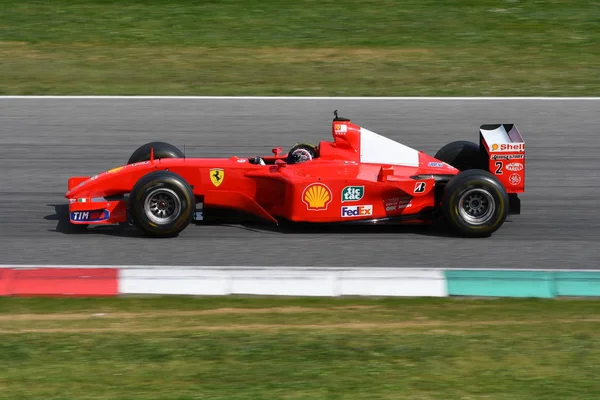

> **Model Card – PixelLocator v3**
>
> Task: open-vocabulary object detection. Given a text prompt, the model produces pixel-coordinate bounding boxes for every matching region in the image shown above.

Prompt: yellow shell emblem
[302,183,332,210]
[491,143,499,151]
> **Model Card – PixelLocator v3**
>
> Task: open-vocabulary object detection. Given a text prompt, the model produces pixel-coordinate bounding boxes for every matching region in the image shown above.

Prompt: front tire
[127,142,184,165]
[129,171,194,237]
[441,169,508,238]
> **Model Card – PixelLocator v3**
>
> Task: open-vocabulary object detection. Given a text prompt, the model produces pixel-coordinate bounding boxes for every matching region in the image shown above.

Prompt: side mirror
[272,147,284,156]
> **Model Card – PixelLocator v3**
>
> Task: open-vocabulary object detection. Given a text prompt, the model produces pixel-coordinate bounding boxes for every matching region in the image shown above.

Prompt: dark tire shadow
[233,220,460,238]
[44,203,509,239]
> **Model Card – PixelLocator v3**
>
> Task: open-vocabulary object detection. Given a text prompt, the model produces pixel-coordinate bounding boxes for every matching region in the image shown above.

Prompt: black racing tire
[127,142,184,165]
[441,169,509,238]
[434,140,486,171]
[128,171,194,238]
[286,143,318,164]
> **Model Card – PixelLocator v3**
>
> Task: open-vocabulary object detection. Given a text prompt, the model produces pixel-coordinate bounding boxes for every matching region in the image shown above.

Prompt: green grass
[1,0,599,95]
[1,297,600,399]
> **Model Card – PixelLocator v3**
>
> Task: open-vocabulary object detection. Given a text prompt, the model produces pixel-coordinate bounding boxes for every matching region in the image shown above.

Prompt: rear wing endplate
[479,124,525,194]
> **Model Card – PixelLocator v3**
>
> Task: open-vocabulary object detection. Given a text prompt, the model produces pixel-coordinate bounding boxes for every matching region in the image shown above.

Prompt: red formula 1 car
[65,111,525,238]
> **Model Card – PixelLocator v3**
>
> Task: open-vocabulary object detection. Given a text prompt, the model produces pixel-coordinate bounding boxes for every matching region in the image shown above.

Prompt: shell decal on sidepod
[302,183,332,211]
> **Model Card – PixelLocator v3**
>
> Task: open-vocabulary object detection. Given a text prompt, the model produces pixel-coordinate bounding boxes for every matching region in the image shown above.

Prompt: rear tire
[129,171,194,237]
[127,142,184,165]
[441,169,508,238]
[434,140,485,171]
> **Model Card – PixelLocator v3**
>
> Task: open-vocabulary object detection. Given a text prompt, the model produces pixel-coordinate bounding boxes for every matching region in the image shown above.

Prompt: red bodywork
[479,124,526,193]
[65,118,525,227]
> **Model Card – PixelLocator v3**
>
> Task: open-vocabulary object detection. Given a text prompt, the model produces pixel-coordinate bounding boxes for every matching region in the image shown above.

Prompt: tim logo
[70,210,109,222]
[341,205,373,218]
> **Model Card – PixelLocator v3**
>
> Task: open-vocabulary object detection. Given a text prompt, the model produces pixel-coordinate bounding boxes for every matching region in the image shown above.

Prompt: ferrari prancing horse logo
[210,168,224,187]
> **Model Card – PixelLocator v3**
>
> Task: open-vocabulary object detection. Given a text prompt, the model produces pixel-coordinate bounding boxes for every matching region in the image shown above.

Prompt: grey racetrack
[1,98,599,269]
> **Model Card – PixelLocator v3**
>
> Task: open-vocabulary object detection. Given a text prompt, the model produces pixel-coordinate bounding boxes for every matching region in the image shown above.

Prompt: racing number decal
[494,161,503,175]
[414,182,426,193]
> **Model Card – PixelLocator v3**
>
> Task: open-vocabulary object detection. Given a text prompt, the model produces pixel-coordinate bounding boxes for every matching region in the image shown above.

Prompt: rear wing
[479,124,525,194]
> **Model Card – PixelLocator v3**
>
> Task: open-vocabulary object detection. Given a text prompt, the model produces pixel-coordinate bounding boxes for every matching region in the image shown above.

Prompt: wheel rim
[143,188,181,225]
[457,188,495,225]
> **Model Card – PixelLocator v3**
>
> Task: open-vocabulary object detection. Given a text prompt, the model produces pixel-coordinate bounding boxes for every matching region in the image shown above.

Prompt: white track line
[1,96,600,100]
[0,265,598,272]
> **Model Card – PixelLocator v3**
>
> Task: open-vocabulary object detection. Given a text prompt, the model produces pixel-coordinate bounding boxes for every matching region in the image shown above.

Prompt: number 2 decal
[495,161,503,175]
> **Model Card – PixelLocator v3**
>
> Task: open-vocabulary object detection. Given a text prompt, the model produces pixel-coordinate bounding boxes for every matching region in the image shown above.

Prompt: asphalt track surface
[1,98,599,269]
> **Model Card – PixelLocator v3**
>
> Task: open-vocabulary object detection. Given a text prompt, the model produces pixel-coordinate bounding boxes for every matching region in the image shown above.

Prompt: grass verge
[1,0,599,95]
[1,296,599,399]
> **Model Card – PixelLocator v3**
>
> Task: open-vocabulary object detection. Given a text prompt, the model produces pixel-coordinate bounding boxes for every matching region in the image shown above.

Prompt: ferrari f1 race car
[65,111,525,238]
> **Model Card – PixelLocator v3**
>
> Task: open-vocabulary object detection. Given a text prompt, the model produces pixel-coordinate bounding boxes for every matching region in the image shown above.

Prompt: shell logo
[492,144,499,151]
[302,183,332,210]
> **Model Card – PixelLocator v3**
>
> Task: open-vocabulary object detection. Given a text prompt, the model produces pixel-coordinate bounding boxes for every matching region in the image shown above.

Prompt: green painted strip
[554,272,600,297]
[445,270,555,298]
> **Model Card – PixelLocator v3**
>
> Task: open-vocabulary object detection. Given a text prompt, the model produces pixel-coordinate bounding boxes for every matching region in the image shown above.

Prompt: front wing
[68,198,127,225]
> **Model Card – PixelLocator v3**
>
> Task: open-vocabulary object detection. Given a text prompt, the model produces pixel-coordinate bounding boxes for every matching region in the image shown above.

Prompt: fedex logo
[341,205,373,217]
[70,210,109,222]
[491,143,525,152]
